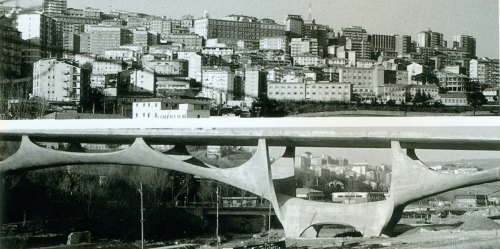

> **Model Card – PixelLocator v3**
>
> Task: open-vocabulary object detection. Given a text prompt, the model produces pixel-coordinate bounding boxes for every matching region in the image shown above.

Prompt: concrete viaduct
[0,117,499,238]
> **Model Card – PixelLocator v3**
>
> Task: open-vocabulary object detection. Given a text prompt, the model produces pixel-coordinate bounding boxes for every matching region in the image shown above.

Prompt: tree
[353,93,362,105]
[438,87,448,94]
[467,91,487,116]
[413,89,423,105]
[404,88,413,103]
[412,71,439,84]
[386,99,396,107]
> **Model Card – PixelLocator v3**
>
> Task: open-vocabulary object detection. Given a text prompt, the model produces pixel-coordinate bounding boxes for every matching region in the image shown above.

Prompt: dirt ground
[286,229,500,249]
[3,211,500,249]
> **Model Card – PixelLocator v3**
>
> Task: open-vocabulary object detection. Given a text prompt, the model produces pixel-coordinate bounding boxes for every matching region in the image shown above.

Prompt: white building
[244,67,264,101]
[407,62,424,84]
[130,67,155,92]
[32,58,83,103]
[178,51,203,82]
[132,98,211,119]
[383,84,439,104]
[305,82,352,102]
[92,60,124,75]
[289,37,318,56]
[156,77,190,91]
[436,70,469,93]
[351,164,367,176]
[103,48,135,61]
[267,82,352,102]
[293,54,320,67]
[259,36,287,51]
[201,67,235,105]
[470,58,499,86]
[436,93,468,106]
[16,13,42,40]
[144,60,188,76]
[482,88,498,102]
[84,25,122,55]
[202,47,234,56]
[339,65,385,101]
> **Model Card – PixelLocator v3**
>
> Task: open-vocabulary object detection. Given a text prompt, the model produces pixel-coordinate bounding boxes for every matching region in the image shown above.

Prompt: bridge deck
[0,117,499,150]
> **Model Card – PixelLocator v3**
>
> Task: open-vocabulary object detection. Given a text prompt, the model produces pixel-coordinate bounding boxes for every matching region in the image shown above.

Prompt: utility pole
[267,201,272,243]
[216,185,220,249]
[138,182,144,249]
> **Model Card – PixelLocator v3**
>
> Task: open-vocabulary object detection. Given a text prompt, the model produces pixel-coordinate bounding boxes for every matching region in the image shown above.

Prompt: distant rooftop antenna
[308,2,312,21]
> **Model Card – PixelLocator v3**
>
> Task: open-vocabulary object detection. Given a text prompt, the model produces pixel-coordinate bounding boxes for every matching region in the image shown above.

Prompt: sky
[10,0,498,58]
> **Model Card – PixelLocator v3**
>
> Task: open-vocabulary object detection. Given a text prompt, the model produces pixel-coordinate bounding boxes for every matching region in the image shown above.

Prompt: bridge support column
[276,194,394,238]
[383,141,500,235]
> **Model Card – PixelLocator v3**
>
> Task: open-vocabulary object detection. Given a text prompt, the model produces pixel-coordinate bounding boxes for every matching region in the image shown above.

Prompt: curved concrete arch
[0,136,281,218]
[383,141,500,234]
[162,145,216,168]
[390,141,500,207]
[275,194,395,238]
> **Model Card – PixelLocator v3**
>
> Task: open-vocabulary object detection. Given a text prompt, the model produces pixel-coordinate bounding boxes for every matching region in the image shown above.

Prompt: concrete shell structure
[1,117,499,238]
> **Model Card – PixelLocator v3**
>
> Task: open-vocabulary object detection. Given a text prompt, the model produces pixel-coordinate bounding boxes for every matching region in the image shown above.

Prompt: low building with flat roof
[132,97,210,119]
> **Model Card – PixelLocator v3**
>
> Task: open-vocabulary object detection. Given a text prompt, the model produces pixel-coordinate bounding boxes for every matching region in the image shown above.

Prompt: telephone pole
[216,185,220,249]
[138,182,144,249]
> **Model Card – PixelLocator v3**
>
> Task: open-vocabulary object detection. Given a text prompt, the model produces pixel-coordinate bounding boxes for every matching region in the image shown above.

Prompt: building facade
[285,14,303,38]
[339,65,385,101]
[452,35,476,58]
[437,70,469,93]
[43,0,67,15]
[144,60,188,76]
[244,67,266,101]
[382,84,439,104]
[84,25,122,55]
[290,37,318,56]
[369,34,395,53]
[201,67,235,105]
[193,16,285,44]
[470,58,499,86]
[32,58,85,103]
[178,52,203,82]
[132,98,210,119]
[436,93,468,106]
[395,34,411,56]
[267,81,352,102]
[162,34,203,50]
[417,30,445,48]
[259,36,287,51]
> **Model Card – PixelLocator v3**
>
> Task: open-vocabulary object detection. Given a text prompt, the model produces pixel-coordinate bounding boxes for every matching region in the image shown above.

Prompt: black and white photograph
[0,0,499,248]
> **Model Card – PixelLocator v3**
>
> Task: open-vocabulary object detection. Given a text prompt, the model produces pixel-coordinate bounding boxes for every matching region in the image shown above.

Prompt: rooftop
[135,97,211,105]
[439,93,467,98]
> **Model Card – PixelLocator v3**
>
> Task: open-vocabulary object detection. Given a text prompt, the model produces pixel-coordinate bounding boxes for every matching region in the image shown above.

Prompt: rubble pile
[458,216,500,231]
[463,208,500,217]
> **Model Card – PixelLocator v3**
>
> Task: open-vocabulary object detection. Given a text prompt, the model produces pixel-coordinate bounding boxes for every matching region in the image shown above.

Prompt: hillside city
[0,0,499,120]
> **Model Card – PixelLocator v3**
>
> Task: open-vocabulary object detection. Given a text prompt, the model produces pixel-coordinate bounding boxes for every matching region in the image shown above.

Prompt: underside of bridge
[1,133,499,238]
